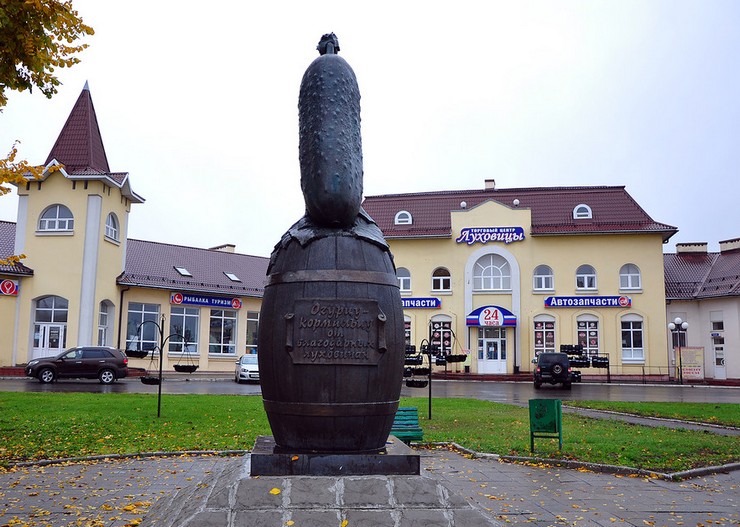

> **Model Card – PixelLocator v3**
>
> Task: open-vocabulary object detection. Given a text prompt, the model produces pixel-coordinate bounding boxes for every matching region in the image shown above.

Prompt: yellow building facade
[0,85,268,375]
[363,183,677,379]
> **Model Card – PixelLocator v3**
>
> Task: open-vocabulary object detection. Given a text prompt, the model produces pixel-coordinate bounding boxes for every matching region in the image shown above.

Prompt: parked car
[533,352,573,390]
[26,346,129,384]
[235,354,259,383]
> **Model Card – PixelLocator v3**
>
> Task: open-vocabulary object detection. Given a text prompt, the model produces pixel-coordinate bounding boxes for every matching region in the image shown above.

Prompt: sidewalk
[1,447,738,527]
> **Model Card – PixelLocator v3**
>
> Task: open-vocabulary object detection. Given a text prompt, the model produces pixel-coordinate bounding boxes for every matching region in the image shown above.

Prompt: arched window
[431,267,451,291]
[430,314,453,355]
[473,254,511,291]
[573,204,592,219]
[533,314,556,355]
[38,204,74,231]
[533,265,554,291]
[576,264,597,290]
[105,213,119,241]
[396,267,411,292]
[98,301,114,346]
[619,263,641,290]
[576,314,599,356]
[394,211,412,225]
[33,295,69,352]
[621,314,644,362]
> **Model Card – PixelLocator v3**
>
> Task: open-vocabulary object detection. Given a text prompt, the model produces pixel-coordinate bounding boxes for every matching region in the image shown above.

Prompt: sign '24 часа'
[456,227,525,245]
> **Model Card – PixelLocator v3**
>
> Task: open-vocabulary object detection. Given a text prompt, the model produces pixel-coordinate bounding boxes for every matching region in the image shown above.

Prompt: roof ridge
[128,238,268,260]
[365,185,627,199]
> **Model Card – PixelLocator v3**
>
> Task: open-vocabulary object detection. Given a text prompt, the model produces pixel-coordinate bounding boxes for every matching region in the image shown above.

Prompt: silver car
[235,354,259,383]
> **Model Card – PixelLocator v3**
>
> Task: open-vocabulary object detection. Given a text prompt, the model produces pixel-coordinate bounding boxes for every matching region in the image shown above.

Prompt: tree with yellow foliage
[0,0,93,264]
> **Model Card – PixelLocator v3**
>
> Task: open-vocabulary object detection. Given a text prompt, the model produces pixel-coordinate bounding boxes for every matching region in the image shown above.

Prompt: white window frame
[576,315,599,356]
[38,204,74,232]
[576,264,597,290]
[573,204,593,219]
[105,213,119,241]
[619,263,641,290]
[246,310,259,353]
[397,267,411,292]
[126,303,160,352]
[431,267,451,292]
[621,314,644,362]
[533,315,556,355]
[533,265,554,291]
[209,309,237,355]
[169,306,199,353]
[394,211,412,225]
[473,254,511,291]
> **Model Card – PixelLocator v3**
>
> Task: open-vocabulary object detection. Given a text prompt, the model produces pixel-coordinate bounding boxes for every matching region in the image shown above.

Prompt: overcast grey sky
[1,1,738,257]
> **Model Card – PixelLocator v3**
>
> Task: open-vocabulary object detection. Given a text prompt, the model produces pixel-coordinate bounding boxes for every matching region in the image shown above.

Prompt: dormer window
[224,272,241,282]
[394,210,412,225]
[573,204,593,219]
[174,266,192,277]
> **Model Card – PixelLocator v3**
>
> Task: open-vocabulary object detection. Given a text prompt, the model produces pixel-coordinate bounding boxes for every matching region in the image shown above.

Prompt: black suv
[26,346,129,384]
[533,352,573,390]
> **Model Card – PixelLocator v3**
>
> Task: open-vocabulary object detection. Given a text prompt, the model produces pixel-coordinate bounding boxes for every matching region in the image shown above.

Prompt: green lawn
[563,400,740,427]
[0,393,737,473]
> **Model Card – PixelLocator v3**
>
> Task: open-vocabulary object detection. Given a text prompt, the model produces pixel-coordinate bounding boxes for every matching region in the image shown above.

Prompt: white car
[235,354,259,383]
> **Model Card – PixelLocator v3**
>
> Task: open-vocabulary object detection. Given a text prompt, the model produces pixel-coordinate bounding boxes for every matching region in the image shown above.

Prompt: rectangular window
[169,306,199,353]
[432,276,451,291]
[621,321,644,361]
[398,276,411,292]
[711,321,724,331]
[404,320,412,347]
[246,310,259,352]
[209,309,237,354]
[126,303,160,351]
[534,321,556,355]
[577,320,599,355]
[534,274,553,290]
[576,275,596,289]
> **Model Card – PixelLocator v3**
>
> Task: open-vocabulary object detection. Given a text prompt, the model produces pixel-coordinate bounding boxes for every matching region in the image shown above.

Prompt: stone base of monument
[250,435,420,476]
[141,449,500,527]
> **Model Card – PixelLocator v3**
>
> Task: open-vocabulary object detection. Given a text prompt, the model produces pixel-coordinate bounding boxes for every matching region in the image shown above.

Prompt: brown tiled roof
[118,239,269,297]
[45,82,110,173]
[362,186,677,241]
[664,249,740,299]
[39,84,144,204]
[0,221,34,276]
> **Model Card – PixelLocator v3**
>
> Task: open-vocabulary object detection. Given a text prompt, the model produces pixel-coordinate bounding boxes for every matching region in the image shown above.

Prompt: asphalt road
[2,376,739,404]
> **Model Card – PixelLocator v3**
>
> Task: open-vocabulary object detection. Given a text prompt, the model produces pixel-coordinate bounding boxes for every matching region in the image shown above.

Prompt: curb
[421,442,740,481]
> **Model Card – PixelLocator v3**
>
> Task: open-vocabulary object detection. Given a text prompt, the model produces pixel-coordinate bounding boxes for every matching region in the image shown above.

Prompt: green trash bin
[529,399,563,452]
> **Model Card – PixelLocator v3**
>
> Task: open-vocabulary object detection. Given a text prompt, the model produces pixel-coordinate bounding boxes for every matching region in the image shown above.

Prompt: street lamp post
[668,317,689,385]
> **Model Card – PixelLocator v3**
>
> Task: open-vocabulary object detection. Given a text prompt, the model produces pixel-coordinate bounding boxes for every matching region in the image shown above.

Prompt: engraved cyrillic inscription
[289,298,382,365]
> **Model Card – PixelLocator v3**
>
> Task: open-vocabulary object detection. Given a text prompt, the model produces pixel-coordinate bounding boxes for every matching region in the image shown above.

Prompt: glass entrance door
[477,327,507,374]
[33,323,66,359]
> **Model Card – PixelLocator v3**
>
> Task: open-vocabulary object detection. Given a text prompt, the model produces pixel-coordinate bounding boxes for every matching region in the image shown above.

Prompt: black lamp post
[135,315,186,417]
[668,317,689,385]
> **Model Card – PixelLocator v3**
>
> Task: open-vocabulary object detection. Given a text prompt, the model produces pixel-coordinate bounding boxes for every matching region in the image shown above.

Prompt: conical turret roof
[45,81,110,173]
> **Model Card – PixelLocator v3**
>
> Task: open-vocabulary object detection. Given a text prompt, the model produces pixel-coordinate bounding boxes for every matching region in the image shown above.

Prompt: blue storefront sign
[171,292,243,309]
[466,305,517,327]
[545,296,632,308]
[456,227,525,245]
[401,297,441,309]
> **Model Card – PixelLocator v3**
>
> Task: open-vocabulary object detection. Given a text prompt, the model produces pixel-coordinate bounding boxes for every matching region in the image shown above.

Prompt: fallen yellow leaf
[269,487,281,495]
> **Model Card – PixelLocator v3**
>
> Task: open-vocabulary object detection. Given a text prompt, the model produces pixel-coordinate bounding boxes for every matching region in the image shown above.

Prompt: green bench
[391,406,424,444]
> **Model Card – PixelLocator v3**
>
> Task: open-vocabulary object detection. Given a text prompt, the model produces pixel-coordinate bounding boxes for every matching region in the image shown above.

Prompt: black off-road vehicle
[533,352,573,390]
